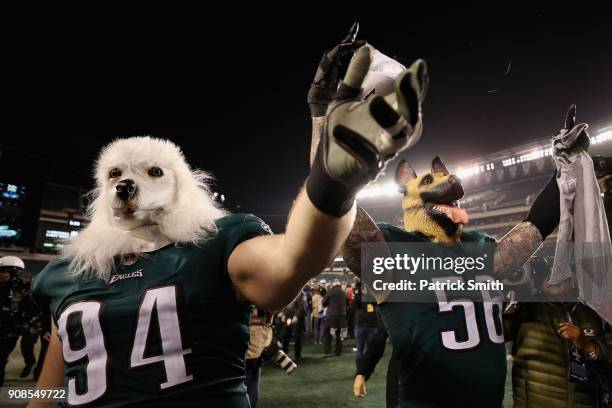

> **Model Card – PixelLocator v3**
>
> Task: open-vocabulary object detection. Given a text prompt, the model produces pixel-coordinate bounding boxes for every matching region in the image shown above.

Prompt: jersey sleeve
[227,213,273,251]
[31,259,70,322]
[31,262,54,321]
[31,264,49,306]
[217,213,274,267]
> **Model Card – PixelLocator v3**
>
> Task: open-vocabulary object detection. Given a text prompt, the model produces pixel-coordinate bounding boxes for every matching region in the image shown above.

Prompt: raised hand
[307,22,366,117]
[558,322,597,353]
[556,104,590,153]
[326,46,428,185]
[564,104,576,130]
[306,45,428,216]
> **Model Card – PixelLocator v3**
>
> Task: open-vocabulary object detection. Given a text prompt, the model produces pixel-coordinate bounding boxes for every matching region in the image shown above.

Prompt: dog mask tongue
[436,205,469,225]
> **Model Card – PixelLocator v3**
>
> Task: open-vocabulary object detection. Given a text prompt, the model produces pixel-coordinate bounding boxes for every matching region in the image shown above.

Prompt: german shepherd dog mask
[395,157,467,243]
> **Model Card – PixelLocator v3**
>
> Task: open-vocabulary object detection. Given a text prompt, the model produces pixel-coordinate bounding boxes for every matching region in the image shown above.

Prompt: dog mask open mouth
[429,204,468,225]
[396,156,468,226]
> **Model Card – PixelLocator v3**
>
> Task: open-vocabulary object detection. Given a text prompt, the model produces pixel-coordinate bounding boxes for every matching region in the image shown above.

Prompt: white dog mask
[62,136,226,280]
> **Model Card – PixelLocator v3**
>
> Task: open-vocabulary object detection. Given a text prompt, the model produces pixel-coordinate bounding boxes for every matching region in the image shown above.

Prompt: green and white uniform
[33,213,271,408]
[377,223,507,408]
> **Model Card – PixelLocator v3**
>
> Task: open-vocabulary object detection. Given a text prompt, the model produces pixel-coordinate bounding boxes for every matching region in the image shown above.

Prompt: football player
[307,26,594,408]
[29,35,429,408]
[341,109,591,407]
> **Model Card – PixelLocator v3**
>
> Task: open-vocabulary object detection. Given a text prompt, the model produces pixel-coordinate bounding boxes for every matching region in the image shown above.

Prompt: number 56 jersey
[32,213,271,408]
[376,223,507,408]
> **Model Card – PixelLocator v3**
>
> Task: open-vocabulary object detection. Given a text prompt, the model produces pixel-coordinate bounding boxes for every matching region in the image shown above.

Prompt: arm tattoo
[309,116,325,165]
[493,221,543,278]
[341,206,386,277]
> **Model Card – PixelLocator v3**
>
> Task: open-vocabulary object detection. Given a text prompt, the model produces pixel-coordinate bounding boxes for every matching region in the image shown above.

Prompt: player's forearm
[357,325,388,379]
[493,221,543,278]
[276,189,356,300]
[493,169,559,278]
[231,189,355,310]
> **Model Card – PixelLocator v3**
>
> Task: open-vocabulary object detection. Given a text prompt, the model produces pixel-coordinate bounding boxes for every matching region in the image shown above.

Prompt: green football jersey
[377,223,507,408]
[33,213,271,408]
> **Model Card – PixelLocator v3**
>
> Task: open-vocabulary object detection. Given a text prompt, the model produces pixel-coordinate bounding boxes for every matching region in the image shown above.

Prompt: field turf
[258,338,514,407]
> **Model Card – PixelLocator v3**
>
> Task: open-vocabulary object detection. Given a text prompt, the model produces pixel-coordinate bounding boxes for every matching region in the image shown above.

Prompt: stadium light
[356,181,400,200]
[357,124,612,197]
[591,129,612,145]
[456,164,492,178]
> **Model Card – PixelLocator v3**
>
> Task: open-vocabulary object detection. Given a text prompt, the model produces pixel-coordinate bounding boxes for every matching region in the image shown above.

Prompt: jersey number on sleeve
[433,276,504,351]
[57,285,192,405]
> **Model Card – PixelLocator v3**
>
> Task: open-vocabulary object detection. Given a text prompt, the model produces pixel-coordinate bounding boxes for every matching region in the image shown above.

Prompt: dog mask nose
[116,179,138,201]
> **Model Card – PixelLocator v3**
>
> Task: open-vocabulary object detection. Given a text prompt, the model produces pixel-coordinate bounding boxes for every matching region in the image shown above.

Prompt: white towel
[550,124,612,324]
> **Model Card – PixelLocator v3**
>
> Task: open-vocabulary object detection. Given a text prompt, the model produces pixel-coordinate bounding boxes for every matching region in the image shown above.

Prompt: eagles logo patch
[260,222,273,235]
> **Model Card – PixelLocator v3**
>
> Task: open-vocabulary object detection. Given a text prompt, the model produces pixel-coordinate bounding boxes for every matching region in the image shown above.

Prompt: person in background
[281,293,306,363]
[17,271,39,379]
[318,280,328,345]
[0,256,37,387]
[323,279,347,357]
[352,279,378,371]
[594,155,612,407]
[345,280,355,340]
[311,287,323,344]
[353,309,399,408]
[319,279,328,297]
[594,155,611,236]
[246,308,273,408]
[504,257,612,408]
[303,284,313,342]
[33,304,51,381]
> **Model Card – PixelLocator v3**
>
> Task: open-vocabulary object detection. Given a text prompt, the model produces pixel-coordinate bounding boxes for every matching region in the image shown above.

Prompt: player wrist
[306,148,357,217]
[307,86,334,117]
[524,170,560,239]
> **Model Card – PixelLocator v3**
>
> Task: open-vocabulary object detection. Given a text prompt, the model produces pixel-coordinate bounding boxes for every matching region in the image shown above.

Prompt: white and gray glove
[307,45,428,216]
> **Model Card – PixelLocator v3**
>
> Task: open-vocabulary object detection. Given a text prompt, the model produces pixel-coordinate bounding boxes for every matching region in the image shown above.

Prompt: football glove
[307,45,428,216]
[307,22,366,117]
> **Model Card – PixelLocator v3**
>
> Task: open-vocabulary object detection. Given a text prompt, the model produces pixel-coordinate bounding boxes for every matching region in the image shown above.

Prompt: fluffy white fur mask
[61,136,226,280]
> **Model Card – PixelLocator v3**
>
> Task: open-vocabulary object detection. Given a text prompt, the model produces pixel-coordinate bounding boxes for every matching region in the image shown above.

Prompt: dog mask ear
[395,159,417,193]
[431,156,449,174]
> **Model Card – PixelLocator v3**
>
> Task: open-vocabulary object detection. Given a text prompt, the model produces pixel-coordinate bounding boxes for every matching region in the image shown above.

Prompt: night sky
[2,6,611,221]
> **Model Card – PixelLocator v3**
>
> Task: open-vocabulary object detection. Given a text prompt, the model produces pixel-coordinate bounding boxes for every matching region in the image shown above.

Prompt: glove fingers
[369,96,410,140]
[352,39,367,49]
[341,40,367,52]
[395,59,428,126]
[414,59,430,101]
[342,45,372,91]
[337,41,368,65]
[342,21,360,43]
[333,124,381,177]
[565,104,576,130]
